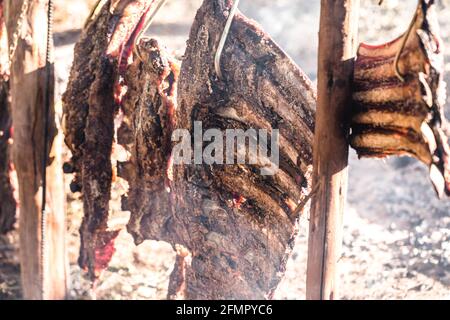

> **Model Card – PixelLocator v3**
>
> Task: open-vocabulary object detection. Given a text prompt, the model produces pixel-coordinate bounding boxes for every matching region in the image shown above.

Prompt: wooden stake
[306,0,359,300]
[5,0,67,300]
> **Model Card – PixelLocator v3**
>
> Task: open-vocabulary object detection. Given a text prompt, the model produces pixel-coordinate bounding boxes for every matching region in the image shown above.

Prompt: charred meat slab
[62,0,158,280]
[118,38,179,246]
[0,0,16,234]
[63,0,118,281]
[0,79,15,235]
[351,0,450,197]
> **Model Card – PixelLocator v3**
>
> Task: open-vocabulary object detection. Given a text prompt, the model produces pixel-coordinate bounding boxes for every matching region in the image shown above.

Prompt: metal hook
[393,3,419,82]
[292,181,321,218]
[84,0,107,28]
[133,0,169,63]
[377,0,421,82]
[214,0,240,79]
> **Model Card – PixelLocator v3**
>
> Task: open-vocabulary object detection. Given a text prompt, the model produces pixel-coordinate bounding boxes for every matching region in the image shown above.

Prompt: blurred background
[1,0,450,299]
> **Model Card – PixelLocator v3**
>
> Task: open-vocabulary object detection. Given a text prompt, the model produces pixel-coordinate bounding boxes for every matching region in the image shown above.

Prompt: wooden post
[5,0,67,299]
[306,0,359,300]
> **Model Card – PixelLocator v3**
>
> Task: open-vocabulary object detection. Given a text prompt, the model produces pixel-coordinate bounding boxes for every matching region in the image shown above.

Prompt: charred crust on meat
[0,78,15,234]
[0,3,15,234]
[62,0,163,281]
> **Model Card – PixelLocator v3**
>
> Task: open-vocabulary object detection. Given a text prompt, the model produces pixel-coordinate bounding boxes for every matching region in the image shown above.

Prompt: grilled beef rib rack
[350,0,450,198]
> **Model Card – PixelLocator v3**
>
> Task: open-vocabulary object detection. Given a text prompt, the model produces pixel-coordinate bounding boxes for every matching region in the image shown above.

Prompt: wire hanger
[214,0,240,79]
[393,1,420,82]
[136,0,169,42]
[133,0,169,62]
[379,0,421,82]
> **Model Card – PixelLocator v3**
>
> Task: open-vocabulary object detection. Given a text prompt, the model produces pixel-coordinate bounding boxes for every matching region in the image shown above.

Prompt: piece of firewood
[306,0,359,301]
[5,0,67,299]
[351,0,450,198]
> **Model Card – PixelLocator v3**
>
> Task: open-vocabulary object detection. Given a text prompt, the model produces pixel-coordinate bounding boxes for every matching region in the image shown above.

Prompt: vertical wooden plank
[5,0,67,299]
[306,0,359,300]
